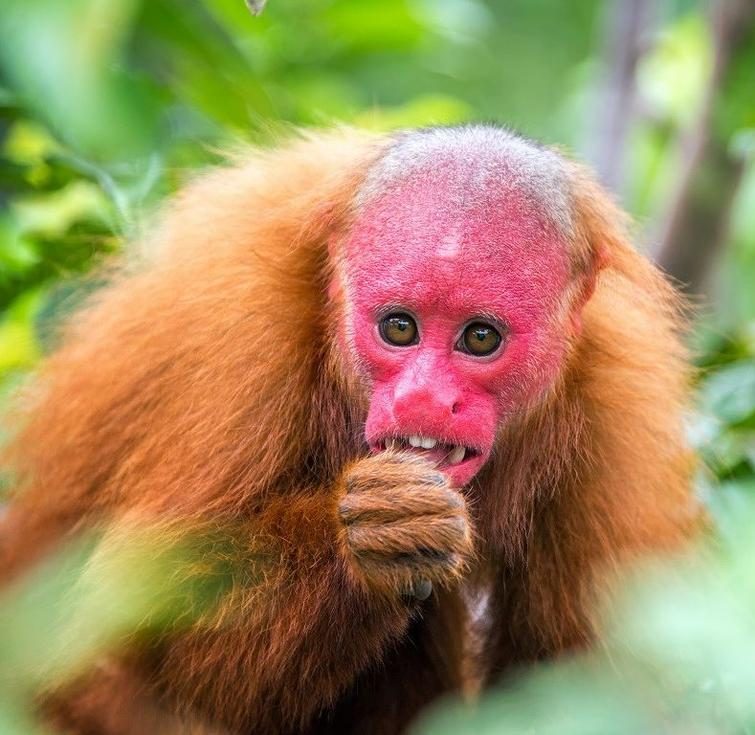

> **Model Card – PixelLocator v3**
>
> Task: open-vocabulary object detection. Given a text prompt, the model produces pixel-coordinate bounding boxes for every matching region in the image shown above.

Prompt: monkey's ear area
[570,240,610,319]
[565,162,630,333]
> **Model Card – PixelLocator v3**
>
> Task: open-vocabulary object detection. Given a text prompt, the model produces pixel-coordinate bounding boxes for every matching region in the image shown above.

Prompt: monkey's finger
[358,553,466,591]
[339,485,465,525]
[345,455,450,492]
[346,516,471,558]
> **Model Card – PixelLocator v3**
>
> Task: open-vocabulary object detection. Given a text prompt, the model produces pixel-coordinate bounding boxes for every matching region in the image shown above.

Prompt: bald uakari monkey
[0,125,696,734]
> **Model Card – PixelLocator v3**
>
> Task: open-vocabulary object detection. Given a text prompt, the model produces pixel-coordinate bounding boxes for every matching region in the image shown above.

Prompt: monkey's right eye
[379,313,418,347]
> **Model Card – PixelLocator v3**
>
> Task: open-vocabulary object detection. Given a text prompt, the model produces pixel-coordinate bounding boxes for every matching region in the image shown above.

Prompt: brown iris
[459,322,501,356]
[379,312,418,346]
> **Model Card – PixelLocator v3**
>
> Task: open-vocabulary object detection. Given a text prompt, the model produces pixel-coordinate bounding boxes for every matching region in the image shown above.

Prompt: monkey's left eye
[457,322,502,357]
[379,312,418,347]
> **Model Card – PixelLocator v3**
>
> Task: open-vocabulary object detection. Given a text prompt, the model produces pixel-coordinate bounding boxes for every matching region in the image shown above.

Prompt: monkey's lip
[369,435,483,470]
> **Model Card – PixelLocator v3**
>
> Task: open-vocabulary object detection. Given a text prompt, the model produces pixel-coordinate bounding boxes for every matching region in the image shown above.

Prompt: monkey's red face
[342,166,575,487]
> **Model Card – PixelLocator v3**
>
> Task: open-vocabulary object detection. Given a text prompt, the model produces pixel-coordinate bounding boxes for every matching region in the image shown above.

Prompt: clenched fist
[338,451,473,599]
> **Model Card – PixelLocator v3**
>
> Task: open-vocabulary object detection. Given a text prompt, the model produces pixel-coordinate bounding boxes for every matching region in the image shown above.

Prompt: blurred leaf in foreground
[0,521,258,729]
[0,0,157,163]
[417,502,755,735]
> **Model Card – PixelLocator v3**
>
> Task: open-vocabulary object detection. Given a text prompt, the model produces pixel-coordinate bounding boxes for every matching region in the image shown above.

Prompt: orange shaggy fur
[0,128,696,734]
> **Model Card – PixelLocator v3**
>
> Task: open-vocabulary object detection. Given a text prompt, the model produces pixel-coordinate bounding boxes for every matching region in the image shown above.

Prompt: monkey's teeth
[448,446,466,465]
[421,437,437,449]
[408,435,422,448]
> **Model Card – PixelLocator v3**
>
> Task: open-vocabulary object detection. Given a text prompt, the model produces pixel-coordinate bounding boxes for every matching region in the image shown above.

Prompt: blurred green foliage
[0,523,254,735]
[0,0,754,733]
[417,509,755,735]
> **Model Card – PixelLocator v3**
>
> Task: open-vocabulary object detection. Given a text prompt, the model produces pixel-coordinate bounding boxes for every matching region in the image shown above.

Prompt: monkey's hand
[338,451,473,599]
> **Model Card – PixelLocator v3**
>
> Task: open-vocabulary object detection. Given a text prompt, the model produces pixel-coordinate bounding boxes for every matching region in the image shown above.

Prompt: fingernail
[448,492,464,508]
[413,578,433,601]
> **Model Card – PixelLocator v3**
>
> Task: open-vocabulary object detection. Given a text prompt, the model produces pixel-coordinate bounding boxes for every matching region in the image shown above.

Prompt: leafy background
[0,0,753,733]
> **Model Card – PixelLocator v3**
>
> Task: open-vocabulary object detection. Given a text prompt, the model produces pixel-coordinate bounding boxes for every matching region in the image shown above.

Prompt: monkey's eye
[458,322,502,357]
[379,312,418,347]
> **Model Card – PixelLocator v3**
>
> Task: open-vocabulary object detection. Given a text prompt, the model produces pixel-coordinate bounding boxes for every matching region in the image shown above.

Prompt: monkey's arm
[51,453,471,735]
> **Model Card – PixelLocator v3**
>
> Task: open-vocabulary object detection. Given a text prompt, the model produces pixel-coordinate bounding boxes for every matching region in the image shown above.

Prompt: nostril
[451,402,461,415]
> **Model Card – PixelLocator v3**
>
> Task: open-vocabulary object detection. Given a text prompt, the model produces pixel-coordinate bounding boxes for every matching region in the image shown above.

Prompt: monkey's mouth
[372,435,481,469]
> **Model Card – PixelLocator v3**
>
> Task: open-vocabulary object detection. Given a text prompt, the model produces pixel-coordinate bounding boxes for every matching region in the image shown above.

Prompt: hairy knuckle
[346,525,369,550]
[343,475,361,494]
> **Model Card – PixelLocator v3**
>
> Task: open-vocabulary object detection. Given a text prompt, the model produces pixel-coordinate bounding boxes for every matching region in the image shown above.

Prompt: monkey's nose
[392,383,462,424]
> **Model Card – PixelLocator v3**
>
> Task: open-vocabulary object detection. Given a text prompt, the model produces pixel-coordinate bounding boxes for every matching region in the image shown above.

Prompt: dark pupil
[464,323,500,355]
[381,313,417,346]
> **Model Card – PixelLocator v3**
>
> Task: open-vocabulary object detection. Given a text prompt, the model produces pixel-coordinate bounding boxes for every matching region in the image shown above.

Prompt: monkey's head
[337,126,601,487]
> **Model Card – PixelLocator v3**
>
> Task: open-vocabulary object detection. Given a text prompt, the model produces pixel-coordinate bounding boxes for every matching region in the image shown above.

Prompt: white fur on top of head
[356,124,575,239]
